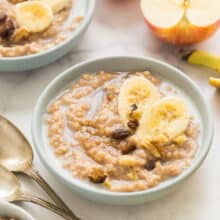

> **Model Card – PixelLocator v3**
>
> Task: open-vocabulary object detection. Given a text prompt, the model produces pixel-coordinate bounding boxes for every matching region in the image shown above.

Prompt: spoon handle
[25,167,76,218]
[18,193,80,220]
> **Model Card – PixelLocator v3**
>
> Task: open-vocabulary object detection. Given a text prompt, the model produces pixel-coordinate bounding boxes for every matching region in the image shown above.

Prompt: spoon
[0,165,74,220]
[0,115,78,219]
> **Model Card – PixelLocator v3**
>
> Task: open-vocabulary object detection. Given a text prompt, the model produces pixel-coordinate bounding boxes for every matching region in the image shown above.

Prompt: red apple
[141,0,220,45]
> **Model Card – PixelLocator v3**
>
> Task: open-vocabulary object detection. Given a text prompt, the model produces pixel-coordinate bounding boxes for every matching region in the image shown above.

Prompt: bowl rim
[32,56,214,198]
[0,201,35,220]
[0,0,96,61]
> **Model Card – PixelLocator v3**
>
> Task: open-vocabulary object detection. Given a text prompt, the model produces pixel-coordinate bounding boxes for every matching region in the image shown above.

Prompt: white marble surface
[1,0,220,219]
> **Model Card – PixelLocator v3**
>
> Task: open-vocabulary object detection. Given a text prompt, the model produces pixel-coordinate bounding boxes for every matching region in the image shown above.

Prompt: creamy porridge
[46,71,199,192]
[0,0,83,57]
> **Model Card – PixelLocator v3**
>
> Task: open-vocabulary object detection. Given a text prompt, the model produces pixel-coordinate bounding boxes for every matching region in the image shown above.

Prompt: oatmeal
[46,71,199,192]
[0,0,83,57]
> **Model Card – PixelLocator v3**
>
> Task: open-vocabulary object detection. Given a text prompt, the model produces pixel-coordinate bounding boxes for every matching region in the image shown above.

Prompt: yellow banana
[15,1,53,33]
[182,50,220,73]
[136,97,189,147]
[36,0,71,13]
[118,76,160,126]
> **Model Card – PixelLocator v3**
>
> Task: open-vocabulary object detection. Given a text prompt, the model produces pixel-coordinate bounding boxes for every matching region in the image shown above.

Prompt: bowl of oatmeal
[0,0,95,72]
[0,201,34,220]
[32,56,214,205]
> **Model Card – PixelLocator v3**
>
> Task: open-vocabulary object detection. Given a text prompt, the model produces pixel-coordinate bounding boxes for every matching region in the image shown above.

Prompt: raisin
[145,160,156,171]
[127,119,139,129]
[129,104,138,116]
[121,144,136,154]
[89,175,107,184]
[130,103,137,111]
[0,13,7,23]
[88,167,107,184]
[0,19,15,39]
[89,173,107,184]
[112,128,131,140]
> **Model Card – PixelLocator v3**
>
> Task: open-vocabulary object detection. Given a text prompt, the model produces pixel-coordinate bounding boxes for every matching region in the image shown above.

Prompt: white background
[1,0,220,219]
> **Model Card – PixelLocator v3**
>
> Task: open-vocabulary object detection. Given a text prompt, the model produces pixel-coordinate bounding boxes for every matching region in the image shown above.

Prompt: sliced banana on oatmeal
[37,0,71,13]
[118,76,160,126]
[15,1,53,33]
[136,97,189,146]
[11,27,30,43]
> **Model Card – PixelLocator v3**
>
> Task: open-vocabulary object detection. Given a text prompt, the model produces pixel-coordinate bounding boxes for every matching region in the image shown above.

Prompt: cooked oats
[0,0,83,57]
[46,71,199,192]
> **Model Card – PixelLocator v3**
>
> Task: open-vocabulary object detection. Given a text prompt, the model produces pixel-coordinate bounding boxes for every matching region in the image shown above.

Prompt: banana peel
[182,50,220,73]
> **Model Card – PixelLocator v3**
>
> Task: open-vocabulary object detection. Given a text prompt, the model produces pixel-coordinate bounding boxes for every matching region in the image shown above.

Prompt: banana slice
[12,27,30,43]
[118,76,160,126]
[15,1,53,33]
[37,0,71,13]
[136,97,189,147]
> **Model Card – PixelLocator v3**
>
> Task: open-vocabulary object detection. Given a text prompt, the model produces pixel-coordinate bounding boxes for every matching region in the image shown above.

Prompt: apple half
[141,0,220,45]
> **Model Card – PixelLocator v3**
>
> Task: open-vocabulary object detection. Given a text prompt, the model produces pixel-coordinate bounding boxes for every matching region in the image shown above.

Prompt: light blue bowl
[0,202,34,220]
[32,56,214,205]
[0,0,96,72]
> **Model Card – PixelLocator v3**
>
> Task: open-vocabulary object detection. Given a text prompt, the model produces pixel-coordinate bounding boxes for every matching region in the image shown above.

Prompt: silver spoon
[0,165,73,220]
[0,115,79,219]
